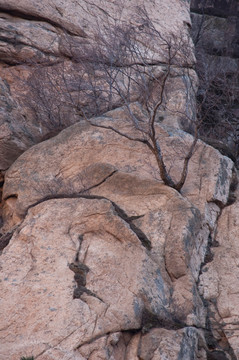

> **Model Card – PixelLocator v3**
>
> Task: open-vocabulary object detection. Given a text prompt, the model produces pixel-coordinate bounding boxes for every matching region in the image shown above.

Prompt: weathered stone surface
[0,0,195,170]
[0,78,36,170]
[0,1,238,359]
[191,12,239,59]
[191,1,239,160]
[137,327,207,360]
[0,0,192,39]
[0,196,201,359]
[199,183,239,358]
[2,105,233,228]
[0,103,235,359]
[0,12,61,64]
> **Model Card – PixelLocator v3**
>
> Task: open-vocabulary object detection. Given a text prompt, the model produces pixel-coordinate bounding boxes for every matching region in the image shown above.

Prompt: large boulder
[0,104,234,359]
[2,104,233,228]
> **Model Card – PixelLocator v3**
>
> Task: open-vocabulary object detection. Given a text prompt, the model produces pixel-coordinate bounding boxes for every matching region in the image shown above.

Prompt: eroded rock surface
[0,0,194,170]
[199,182,239,359]
[0,1,239,359]
[0,103,236,359]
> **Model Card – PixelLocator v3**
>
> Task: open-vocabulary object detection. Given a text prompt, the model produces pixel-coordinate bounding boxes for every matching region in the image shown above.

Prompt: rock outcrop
[0,0,194,171]
[0,103,236,359]
[0,1,239,360]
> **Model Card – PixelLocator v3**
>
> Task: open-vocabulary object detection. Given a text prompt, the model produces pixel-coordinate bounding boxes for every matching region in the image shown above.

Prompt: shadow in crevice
[0,171,14,253]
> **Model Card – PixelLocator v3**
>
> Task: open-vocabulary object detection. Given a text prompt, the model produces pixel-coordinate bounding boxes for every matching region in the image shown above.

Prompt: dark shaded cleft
[0,232,13,251]
[141,307,186,334]
[68,261,103,302]
[112,202,151,250]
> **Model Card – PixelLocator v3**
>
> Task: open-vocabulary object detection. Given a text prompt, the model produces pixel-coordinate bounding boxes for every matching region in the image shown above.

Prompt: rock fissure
[24,192,151,250]
[33,344,51,360]
[203,311,238,360]
[68,245,104,302]
[195,245,238,359]
[111,202,151,250]
[3,193,18,201]
[81,169,118,193]
[0,231,13,252]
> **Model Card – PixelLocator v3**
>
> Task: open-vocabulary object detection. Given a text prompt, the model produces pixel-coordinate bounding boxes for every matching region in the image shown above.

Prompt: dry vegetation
[20,6,215,191]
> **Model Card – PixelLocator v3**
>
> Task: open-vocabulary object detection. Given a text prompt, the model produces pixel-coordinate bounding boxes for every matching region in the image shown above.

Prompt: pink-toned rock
[0,13,60,64]
[0,0,192,39]
[0,193,208,359]
[2,105,233,228]
[137,327,207,360]
[0,0,195,169]
[0,103,235,359]
[199,183,239,358]
[0,1,237,358]
[0,197,173,359]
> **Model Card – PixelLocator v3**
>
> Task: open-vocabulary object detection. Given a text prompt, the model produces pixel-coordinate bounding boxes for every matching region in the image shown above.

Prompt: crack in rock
[68,235,104,302]
[24,187,151,251]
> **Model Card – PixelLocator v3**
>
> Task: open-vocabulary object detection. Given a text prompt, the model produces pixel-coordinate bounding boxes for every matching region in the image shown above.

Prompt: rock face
[0,78,36,170]
[199,185,239,359]
[0,103,236,359]
[0,1,239,360]
[0,0,194,171]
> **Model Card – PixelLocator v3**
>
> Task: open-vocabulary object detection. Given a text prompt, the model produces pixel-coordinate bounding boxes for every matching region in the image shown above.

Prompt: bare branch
[21,5,198,192]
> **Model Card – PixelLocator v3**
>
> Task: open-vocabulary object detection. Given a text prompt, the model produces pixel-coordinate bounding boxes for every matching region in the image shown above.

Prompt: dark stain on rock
[68,252,103,302]
[141,307,186,334]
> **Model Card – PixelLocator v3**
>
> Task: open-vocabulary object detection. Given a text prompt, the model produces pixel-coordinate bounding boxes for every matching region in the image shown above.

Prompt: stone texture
[0,12,61,64]
[0,197,164,358]
[0,1,238,359]
[0,0,195,170]
[137,327,207,360]
[191,0,239,19]
[0,196,205,359]
[191,12,239,59]
[0,104,235,359]
[199,182,239,358]
[0,78,36,170]
[2,104,233,228]
[0,0,192,39]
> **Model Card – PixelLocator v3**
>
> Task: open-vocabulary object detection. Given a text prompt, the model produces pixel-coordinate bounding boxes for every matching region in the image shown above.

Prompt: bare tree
[22,6,198,192]
[191,10,239,162]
